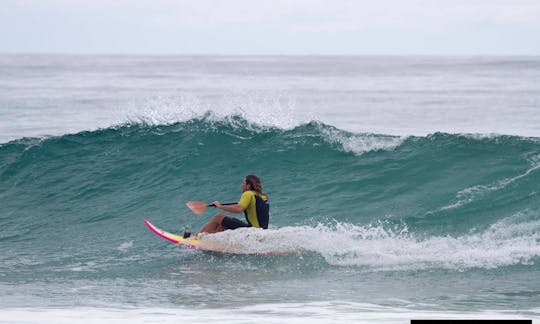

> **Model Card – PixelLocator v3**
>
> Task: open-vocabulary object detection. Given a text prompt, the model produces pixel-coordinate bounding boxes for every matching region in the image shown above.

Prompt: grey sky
[2,0,539,55]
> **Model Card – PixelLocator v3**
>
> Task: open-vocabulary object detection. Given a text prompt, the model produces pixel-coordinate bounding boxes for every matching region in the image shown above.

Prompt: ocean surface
[1,55,539,323]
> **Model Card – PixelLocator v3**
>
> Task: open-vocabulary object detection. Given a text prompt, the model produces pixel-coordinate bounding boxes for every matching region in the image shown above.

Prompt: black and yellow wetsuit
[221,190,269,230]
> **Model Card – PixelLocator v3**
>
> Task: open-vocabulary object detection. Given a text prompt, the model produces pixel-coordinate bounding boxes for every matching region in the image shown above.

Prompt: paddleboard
[144,219,236,253]
[144,219,298,255]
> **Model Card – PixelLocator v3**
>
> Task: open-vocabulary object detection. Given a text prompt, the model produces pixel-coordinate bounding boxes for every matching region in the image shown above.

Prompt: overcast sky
[1,0,539,55]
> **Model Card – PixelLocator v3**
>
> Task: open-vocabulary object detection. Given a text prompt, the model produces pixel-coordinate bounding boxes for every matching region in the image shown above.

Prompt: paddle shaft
[208,202,236,207]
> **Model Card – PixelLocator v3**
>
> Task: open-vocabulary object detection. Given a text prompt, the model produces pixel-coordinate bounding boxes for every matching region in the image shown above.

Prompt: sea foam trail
[433,153,540,212]
[203,210,540,271]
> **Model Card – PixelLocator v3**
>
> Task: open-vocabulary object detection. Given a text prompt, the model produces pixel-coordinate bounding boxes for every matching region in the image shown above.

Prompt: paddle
[186,201,237,215]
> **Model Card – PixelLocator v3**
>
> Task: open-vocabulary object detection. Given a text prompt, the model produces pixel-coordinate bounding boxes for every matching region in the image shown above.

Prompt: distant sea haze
[1,55,539,143]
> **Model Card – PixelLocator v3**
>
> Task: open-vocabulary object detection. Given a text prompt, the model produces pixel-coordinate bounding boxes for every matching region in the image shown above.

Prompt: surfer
[183,174,269,238]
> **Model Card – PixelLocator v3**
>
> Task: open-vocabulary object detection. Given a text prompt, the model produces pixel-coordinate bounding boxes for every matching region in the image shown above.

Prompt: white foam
[202,210,540,271]
[317,124,405,155]
[0,303,536,324]
[117,241,133,252]
[121,92,310,131]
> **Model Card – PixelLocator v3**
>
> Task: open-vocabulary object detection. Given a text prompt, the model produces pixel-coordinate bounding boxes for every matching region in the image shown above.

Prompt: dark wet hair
[245,174,264,195]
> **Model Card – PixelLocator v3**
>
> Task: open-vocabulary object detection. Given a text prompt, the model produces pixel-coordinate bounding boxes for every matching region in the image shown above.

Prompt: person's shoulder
[238,190,256,208]
[240,190,255,199]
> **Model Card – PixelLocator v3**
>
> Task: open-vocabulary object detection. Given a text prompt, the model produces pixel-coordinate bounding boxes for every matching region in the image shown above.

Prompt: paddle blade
[186,201,208,214]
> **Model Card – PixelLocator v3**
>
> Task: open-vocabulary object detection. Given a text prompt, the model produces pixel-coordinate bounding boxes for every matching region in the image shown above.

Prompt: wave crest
[122,93,306,131]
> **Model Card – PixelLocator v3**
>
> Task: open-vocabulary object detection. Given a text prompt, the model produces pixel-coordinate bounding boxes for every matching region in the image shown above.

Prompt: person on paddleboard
[183,174,269,238]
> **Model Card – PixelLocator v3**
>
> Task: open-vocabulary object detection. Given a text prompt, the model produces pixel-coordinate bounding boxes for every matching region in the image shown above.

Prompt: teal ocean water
[1,55,539,322]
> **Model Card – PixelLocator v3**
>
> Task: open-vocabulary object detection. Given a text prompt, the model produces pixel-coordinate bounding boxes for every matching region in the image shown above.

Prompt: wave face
[1,116,539,272]
[1,116,540,319]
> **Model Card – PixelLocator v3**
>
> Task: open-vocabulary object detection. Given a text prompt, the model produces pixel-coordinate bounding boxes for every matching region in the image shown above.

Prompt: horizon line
[2,52,540,58]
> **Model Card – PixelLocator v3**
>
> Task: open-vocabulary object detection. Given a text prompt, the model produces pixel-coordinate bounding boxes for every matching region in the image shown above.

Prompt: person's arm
[213,201,245,213]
